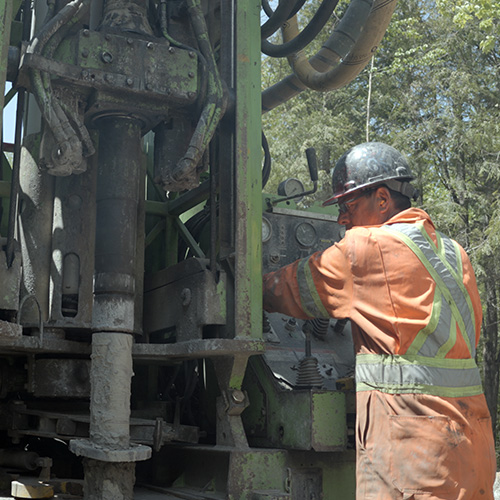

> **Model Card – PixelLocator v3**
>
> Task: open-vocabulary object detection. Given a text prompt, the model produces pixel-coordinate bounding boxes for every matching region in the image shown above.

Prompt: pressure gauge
[295,222,316,247]
[277,178,305,201]
[262,216,272,243]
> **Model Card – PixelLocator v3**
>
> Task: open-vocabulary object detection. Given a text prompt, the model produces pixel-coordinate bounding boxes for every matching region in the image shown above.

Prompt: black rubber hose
[262,0,307,26]
[262,132,271,189]
[261,0,392,112]
[262,0,274,18]
[261,0,339,57]
[261,0,296,39]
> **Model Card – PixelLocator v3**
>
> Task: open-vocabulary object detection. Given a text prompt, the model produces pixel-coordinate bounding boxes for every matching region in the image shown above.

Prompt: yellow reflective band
[405,289,442,356]
[356,381,484,398]
[358,352,478,369]
[435,318,457,359]
[381,225,473,357]
[356,353,483,398]
[419,227,475,353]
[296,257,329,319]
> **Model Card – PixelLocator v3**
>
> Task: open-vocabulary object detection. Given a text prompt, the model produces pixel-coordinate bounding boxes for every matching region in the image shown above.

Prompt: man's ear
[375,186,391,211]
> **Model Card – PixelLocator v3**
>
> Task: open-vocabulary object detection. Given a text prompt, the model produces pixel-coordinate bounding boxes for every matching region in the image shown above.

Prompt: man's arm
[263,259,311,319]
[263,243,353,321]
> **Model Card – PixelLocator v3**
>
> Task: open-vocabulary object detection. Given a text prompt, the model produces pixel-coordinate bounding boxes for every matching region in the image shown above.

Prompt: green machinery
[0,0,395,498]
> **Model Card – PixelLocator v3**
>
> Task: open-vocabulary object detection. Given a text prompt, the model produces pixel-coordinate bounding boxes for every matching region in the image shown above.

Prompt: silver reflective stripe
[296,257,329,319]
[356,353,483,398]
[381,223,476,358]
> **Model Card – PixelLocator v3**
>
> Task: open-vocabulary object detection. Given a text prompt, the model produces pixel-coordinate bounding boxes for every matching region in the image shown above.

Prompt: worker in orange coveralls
[263,142,496,500]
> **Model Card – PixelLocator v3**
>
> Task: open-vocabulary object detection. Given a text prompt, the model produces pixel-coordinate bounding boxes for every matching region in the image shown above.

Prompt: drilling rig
[0,0,396,498]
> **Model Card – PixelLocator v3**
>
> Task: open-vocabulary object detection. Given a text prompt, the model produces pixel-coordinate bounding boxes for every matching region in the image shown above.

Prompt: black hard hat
[323,142,418,206]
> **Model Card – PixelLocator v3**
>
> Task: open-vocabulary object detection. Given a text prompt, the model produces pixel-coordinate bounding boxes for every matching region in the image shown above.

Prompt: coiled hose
[261,0,398,111]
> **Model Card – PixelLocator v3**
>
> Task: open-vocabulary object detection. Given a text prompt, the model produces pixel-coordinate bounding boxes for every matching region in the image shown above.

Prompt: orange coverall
[263,207,496,500]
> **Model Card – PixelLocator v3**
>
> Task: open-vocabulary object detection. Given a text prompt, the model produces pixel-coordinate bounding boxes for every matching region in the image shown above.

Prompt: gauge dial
[277,178,305,201]
[262,217,272,243]
[295,222,316,247]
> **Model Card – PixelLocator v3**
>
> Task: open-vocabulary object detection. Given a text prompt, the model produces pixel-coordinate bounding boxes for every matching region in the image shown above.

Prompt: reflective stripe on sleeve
[296,257,330,319]
[356,353,483,398]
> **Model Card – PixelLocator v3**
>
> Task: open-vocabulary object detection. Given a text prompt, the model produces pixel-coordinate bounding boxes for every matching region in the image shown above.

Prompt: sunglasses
[338,189,374,214]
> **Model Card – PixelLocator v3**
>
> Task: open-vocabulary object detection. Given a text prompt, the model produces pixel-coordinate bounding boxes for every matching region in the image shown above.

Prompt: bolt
[101,51,113,64]
[188,71,194,78]
[127,38,133,45]
[147,42,154,49]
[180,288,191,306]
[168,47,175,54]
[82,29,90,37]
[146,83,153,91]
[188,91,196,99]
[81,49,89,58]
[67,194,82,210]
[270,253,280,264]
[189,51,196,58]
[231,390,245,404]
[126,78,133,86]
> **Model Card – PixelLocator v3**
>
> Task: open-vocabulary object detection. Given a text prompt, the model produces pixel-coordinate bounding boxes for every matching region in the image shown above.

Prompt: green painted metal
[227,450,288,498]
[317,450,357,498]
[234,0,263,339]
[226,448,356,499]
[243,356,348,451]
[311,391,347,451]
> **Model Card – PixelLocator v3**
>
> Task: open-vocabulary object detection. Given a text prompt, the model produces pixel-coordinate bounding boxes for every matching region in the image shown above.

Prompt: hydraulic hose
[41,4,94,160]
[262,0,397,112]
[261,0,297,39]
[262,0,275,18]
[261,0,339,58]
[261,0,308,31]
[262,131,271,189]
[27,0,93,173]
[166,0,226,192]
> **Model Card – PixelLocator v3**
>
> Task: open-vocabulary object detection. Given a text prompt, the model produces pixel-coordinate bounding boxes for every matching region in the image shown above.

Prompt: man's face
[337,189,381,230]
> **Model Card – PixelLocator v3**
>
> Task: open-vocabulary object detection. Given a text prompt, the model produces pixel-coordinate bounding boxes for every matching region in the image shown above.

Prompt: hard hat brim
[322,194,340,207]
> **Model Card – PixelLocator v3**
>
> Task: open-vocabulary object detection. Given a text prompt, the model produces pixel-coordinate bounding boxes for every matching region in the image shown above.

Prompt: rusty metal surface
[0,319,22,338]
[101,0,154,35]
[77,30,197,101]
[143,259,226,342]
[132,338,264,361]
[92,117,141,333]
[47,159,97,326]
[0,246,21,311]
[0,334,90,355]
[9,406,198,449]
[33,359,90,398]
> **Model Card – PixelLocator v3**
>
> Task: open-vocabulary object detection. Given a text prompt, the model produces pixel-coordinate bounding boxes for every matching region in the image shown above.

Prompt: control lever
[296,328,323,388]
[269,148,318,207]
[306,147,318,183]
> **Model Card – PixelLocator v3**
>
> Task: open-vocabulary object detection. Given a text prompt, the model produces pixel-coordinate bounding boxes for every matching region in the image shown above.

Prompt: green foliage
[436,0,500,53]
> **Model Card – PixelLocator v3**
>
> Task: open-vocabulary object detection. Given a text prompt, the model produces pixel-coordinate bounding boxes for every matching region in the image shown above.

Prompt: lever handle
[305,148,318,182]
